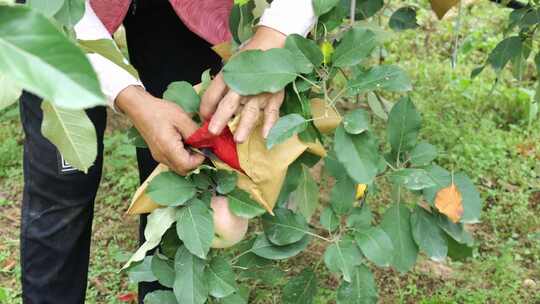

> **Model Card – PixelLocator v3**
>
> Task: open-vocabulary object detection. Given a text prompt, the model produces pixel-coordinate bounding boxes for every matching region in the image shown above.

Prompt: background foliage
[0,0,539,303]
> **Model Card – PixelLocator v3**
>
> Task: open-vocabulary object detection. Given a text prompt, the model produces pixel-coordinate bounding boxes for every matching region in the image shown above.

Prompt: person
[18,0,316,303]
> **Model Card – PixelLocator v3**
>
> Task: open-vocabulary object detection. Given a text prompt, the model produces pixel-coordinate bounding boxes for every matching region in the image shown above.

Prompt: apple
[210,196,249,248]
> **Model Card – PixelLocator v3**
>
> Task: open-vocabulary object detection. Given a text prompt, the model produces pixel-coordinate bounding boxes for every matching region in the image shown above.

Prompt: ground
[1,2,539,303]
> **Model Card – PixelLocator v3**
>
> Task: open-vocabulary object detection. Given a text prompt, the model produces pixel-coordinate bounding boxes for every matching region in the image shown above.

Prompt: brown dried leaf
[311,98,342,134]
[212,42,233,61]
[430,0,459,19]
[434,183,463,223]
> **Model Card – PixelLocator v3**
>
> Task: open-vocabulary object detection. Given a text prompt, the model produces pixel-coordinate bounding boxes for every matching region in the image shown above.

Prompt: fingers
[166,138,205,175]
[234,98,262,143]
[262,91,285,138]
[172,112,199,139]
[208,90,243,135]
[200,73,228,119]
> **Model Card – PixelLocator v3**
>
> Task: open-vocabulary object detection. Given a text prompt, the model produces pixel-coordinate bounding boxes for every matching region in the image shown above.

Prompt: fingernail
[234,133,244,143]
[208,122,219,134]
[263,127,270,138]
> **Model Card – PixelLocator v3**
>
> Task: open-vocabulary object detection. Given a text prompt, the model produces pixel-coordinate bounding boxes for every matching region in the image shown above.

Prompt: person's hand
[200,26,287,143]
[116,85,205,175]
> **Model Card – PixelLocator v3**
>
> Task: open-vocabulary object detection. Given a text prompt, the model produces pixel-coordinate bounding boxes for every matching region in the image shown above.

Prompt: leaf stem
[297,74,321,89]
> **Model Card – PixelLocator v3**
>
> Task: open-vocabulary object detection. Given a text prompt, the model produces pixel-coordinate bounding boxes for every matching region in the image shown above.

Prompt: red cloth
[186,120,242,171]
[89,0,233,45]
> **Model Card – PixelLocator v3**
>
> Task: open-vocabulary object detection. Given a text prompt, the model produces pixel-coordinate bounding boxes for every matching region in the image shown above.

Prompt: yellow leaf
[320,41,334,65]
[311,98,342,134]
[430,0,460,19]
[434,183,463,223]
[212,42,233,61]
[356,184,367,200]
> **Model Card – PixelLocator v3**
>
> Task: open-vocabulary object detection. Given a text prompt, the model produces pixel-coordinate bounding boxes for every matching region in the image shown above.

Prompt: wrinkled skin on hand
[116,86,205,175]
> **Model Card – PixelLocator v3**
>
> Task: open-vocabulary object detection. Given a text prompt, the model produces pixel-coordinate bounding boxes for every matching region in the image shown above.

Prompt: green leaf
[236,252,272,269]
[41,101,97,173]
[251,234,311,260]
[151,255,175,288]
[389,7,419,31]
[387,96,421,157]
[355,0,384,19]
[216,170,238,195]
[367,92,391,121]
[389,169,436,190]
[54,0,85,28]
[227,189,266,219]
[205,256,238,298]
[320,207,340,232]
[348,65,412,94]
[161,227,182,259]
[263,208,310,246]
[216,286,250,304]
[128,256,157,283]
[0,6,104,109]
[163,81,201,114]
[223,48,298,95]
[409,142,437,166]
[346,204,372,230]
[336,265,378,304]
[324,235,364,282]
[176,200,214,259]
[343,108,369,134]
[146,172,196,207]
[290,164,319,221]
[199,68,212,96]
[0,73,21,111]
[411,206,448,261]
[355,227,393,267]
[285,34,323,74]
[266,114,307,149]
[334,126,380,184]
[229,1,255,44]
[27,0,64,17]
[282,268,318,304]
[511,38,531,80]
[78,39,138,78]
[330,175,356,215]
[173,246,208,304]
[380,204,418,273]
[333,27,378,67]
[324,150,346,178]
[436,213,474,246]
[422,166,482,223]
[488,36,523,73]
[123,207,177,269]
[144,290,178,304]
[238,265,285,285]
[313,0,340,16]
[128,256,157,284]
[446,234,473,261]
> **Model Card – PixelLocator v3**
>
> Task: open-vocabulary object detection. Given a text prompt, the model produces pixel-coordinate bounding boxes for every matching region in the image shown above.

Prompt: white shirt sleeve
[74,1,143,110]
[259,0,316,37]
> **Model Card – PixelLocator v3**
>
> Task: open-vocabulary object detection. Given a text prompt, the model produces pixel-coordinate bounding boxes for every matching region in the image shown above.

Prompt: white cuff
[259,0,316,37]
[86,54,143,111]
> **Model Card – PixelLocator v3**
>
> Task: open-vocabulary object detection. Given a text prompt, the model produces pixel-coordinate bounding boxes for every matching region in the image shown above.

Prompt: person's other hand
[116,85,205,175]
[200,26,287,143]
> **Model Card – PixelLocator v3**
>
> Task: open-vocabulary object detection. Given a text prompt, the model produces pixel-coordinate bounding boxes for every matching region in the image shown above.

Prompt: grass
[1,2,540,303]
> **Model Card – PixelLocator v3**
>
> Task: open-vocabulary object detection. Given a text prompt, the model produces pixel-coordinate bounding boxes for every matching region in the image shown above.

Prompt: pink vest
[90,0,233,45]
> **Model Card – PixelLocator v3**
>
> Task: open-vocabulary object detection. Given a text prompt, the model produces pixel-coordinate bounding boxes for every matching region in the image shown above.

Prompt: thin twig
[350,0,357,25]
